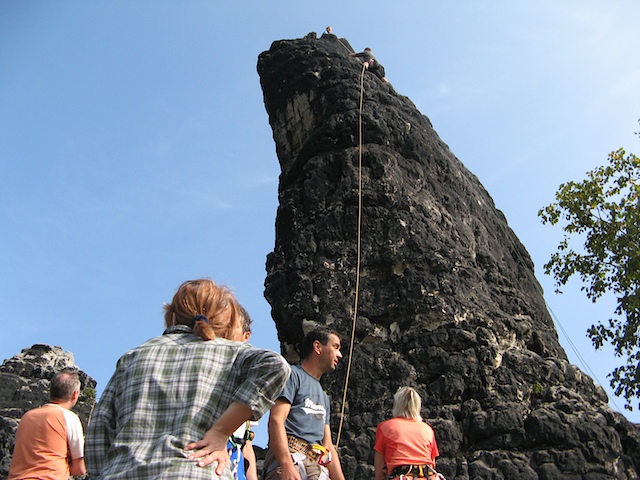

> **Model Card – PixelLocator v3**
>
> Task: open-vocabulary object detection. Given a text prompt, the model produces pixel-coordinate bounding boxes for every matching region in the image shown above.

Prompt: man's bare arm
[243,440,258,480]
[268,399,301,480]
[322,424,345,480]
[69,457,87,476]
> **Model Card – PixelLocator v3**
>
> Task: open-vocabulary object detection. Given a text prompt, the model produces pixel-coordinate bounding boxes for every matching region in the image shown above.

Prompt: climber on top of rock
[351,47,388,82]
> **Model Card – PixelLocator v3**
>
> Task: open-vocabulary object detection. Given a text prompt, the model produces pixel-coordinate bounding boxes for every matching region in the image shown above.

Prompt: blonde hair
[163,278,241,341]
[392,386,422,421]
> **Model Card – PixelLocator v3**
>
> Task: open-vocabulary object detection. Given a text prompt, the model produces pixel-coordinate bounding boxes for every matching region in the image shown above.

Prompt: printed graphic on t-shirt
[302,397,326,421]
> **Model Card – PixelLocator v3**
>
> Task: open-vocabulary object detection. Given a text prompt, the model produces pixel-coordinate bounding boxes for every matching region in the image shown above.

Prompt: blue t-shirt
[279,365,330,444]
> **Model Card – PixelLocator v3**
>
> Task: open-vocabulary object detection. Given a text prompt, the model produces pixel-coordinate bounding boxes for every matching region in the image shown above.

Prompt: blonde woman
[374,387,441,480]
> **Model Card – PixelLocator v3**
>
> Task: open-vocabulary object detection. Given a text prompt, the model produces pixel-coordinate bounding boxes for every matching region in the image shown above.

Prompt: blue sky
[2,1,639,446]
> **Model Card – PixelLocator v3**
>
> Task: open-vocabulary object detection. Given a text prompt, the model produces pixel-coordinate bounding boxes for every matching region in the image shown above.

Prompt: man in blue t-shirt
[264,328,346,480]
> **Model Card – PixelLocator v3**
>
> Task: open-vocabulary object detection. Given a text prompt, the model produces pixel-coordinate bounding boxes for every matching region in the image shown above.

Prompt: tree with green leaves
[539,140,640,410]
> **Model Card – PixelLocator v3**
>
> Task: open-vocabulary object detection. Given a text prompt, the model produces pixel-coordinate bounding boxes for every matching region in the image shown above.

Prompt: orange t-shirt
[9,404,84,480]
[374,417,439,472]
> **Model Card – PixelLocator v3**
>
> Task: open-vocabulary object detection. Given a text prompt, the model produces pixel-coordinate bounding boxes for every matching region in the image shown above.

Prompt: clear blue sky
[2,1,639,446]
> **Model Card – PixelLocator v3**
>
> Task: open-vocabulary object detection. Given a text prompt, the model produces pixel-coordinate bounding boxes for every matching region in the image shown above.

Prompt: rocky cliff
[0,345,96,479]
[258,32,640,479]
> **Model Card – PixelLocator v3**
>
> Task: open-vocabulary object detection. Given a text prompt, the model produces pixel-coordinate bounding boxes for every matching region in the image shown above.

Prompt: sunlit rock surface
[258,32,640,479]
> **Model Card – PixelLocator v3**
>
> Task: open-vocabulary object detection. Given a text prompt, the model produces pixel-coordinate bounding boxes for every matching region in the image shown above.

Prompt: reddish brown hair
[163,278,241,341]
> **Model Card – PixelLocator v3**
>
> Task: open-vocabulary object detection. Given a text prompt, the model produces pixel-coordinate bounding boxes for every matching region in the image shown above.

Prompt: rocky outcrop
[0,345,96,479]
[258,32,640,479]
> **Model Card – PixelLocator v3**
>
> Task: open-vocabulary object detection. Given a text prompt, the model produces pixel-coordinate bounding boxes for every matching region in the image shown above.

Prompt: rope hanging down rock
[336,62,367,448]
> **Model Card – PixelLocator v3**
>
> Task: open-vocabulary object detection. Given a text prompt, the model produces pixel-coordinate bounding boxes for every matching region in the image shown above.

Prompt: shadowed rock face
[0,345,96,479]
[258,32,640,479]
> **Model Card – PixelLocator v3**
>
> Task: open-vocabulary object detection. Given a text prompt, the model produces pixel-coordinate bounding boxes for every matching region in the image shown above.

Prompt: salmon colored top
[9,404,84,480]
[374,417,439,472]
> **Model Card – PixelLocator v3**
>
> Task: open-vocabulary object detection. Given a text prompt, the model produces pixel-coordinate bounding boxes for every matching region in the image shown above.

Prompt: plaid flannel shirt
[86,325,290,479]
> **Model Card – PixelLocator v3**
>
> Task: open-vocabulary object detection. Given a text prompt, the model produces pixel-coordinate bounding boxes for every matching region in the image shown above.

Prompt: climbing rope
[336,37,354,55]
[330,38,618,446]
[336,62,367,448]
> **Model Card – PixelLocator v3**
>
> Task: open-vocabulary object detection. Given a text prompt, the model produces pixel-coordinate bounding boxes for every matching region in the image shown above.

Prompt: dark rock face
[258,33,640,479]
[0,345,96,479]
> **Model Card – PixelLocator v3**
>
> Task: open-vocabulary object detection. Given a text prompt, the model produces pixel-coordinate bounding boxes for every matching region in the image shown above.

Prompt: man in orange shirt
[9,368,87,480]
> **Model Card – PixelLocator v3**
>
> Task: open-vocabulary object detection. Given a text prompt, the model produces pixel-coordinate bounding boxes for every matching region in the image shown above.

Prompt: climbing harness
[336,61,367,449]
[261,436,330,480]
[230,423,254,448]
[390,464,445,480]
[287,435,331,464]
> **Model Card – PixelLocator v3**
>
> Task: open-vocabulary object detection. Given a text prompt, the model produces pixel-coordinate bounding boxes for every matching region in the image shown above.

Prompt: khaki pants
[263,448,329,480]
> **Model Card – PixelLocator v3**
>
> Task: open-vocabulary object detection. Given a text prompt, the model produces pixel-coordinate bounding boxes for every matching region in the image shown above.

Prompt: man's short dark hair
[50,368,80,401]
[238,304,252,334]
[299,327,340,360]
